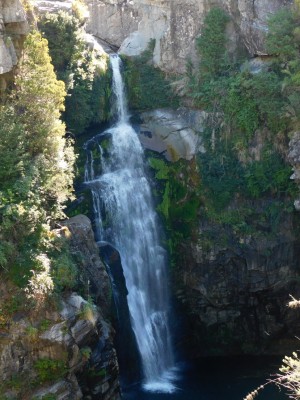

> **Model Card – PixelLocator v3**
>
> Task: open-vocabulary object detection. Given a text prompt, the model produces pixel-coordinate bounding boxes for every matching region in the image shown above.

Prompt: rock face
[62,215,121,400]
[84,0,292,73]
[0,0,29,90]
[0,215,120,400]
[174,211,300,357]
[62,215,111,314]
[139,108,206,161]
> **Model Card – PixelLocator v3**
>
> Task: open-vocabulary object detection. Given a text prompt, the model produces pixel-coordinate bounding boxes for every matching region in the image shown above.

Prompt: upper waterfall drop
[110,55,128,123]
[84,54,177,393]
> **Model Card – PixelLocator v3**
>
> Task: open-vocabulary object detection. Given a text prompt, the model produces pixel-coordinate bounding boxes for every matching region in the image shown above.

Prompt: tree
[0,31,75,284]
[196,8,230,79]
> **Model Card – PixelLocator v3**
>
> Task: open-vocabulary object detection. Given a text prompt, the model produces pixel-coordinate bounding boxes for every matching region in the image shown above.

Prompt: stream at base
[122,357,286,400]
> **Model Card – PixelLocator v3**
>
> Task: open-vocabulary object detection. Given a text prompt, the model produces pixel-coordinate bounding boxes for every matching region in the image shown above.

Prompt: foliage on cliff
[122,40,179,112]
[148,155,200,264]
[0,31,75,290]
[184,6,300,398]
[185,7,299,241]
[39,11,111,135]
[195,8,230,79]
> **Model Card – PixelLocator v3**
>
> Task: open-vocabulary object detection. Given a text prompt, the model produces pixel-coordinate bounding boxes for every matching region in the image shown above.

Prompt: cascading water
[84,55,176,392]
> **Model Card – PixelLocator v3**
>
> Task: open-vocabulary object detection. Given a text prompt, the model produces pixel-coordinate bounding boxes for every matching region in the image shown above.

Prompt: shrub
[123,40,179,111]
[52,253,78,291]
[38,11,80,75]
[39,11,111,135]
[196,8,230,78]
[34,359,67,383]
[0,31,74,292]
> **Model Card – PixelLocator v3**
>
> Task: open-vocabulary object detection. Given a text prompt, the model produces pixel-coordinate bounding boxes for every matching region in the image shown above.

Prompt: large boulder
[139,108,206,161]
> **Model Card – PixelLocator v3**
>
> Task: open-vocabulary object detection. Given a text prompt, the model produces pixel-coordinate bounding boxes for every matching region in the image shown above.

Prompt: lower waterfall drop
[84,55,177,393]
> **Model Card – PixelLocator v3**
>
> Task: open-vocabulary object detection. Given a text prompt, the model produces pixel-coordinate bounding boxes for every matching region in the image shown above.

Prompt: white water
[85,55,176,392]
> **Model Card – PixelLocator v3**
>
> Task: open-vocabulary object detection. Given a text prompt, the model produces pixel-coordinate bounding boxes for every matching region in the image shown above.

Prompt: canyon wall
[0,215,121,399]
[174,212,300,357]
[85,0,293,73]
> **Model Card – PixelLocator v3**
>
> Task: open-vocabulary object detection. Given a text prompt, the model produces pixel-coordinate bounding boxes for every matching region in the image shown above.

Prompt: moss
[148,152,201,265]
[34,358,67,383]
[158,182,170,219]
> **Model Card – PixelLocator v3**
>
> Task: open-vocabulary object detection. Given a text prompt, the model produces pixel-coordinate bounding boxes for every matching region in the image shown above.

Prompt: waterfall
[84,55,176,392]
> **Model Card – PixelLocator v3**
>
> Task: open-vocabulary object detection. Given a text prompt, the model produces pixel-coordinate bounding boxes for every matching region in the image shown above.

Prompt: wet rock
[175,213,300,357]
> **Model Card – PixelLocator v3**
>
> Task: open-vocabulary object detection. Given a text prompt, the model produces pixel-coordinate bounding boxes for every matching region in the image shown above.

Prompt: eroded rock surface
[85,0,292,73]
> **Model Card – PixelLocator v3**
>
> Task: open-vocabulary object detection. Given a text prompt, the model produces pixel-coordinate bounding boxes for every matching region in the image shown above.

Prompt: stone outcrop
[0,0,29,91]
[84,0,292,74]
[0,291,119,399]
[62,215,121,400]
[62,215,111,314]
[139,108,206,161]
[174,209,300,357]
[0,215,120,400]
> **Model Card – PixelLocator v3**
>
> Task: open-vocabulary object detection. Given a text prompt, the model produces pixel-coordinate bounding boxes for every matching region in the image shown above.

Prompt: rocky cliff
[85,0,293,73]
[174,211,300,357]
[0,0,29,92]
[0,215,120,400]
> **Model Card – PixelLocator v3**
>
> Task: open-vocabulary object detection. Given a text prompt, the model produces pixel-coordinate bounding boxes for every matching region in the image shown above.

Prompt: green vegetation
[38,11,80,77]
[34,358,67,383]
[183,6,299,245]
[38,395,57,400]
[0,31,75,294]
[39,11,112,135]
[0,287,25,329]
[196,8,230,79]
[0,355,64,399]
[145,7,299,266]
[170,8,300,394]
[148,154,200,263]
[0,7,105,400]
[80,346,92,361]
[122,40,179,111]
